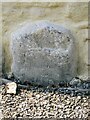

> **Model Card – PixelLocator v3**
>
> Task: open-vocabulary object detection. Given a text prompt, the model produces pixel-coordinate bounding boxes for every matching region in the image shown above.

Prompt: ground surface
[1,85,90,119]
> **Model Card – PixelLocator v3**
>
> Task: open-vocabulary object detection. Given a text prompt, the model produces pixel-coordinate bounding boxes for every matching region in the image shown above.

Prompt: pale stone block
[11,21,77,86]
[6,82,17,94]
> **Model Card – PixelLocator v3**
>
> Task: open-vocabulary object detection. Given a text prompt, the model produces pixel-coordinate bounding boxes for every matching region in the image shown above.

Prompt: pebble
[1,86,90,119]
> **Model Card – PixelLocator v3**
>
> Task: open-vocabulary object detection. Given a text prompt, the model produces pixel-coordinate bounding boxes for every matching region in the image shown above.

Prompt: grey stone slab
[11,21,77,86]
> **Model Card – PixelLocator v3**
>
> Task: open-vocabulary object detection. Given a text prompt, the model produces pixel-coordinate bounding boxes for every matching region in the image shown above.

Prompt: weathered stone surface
[6,82,17,94]
[11,21,77,86]
[2,2,88,79]
[0,45,2,77]
[0,78,17,94]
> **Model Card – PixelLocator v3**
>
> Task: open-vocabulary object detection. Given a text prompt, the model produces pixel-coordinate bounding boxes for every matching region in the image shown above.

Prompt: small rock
[70,78,81,86]
[36,94,41,99]
[77,96,81,100]
[5,82,17,94]
[83,103,88,107]
[66,100,71,105]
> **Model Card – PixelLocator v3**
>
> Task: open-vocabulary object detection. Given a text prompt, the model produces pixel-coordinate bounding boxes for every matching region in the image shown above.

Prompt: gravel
[1,85,90,119]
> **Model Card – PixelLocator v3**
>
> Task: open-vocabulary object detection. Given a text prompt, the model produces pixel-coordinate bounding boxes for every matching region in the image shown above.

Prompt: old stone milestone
[11,21,77,86]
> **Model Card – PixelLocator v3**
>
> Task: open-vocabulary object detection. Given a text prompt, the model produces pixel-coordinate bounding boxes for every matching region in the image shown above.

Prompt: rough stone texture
[0,86,3,120]
[1,86,90,119]
[1,2,89,81]
[0,45,2,77]
[11,21,77,85]
[5,82,17,94]
[0,3,2,77]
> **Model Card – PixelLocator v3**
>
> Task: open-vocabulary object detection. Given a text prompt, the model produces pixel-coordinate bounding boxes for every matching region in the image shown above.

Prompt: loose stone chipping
[0,78,17,94]
[1,86,90,119]
[5,82,17,94]
[11,21,77,86]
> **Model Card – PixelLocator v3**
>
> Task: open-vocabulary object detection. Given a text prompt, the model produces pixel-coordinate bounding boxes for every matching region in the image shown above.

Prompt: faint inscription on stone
[11,21,77,86]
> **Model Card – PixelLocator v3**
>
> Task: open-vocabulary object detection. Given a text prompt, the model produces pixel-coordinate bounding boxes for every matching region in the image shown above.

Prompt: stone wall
[1,2,89,80]
[0,3,2,77]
